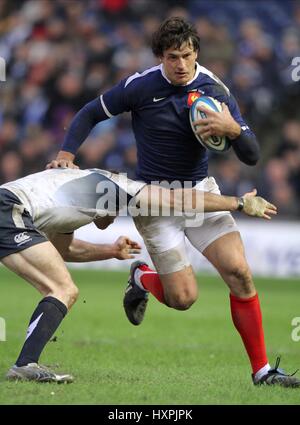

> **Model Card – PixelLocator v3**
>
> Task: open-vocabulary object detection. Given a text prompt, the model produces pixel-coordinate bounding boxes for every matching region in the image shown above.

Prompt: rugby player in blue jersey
[48,18,299,387]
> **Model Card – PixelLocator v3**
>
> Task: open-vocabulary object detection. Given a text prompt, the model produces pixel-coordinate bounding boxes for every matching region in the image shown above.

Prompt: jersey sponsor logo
[187,91,201,107]
[153,97,166,102]
[14,232,32,246]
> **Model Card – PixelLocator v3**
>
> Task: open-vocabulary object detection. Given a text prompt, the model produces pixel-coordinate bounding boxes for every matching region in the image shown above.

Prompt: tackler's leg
[2,242,78,383]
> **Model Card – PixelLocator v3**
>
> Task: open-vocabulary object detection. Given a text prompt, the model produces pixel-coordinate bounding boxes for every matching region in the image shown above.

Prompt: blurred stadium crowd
[0,0,300,218]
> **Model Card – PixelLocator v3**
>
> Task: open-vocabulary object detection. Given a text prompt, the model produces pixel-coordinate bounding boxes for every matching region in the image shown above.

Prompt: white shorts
[133,177,239,274]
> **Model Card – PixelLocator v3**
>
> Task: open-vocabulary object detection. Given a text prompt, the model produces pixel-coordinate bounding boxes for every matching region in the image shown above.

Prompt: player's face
[160,41,198,86]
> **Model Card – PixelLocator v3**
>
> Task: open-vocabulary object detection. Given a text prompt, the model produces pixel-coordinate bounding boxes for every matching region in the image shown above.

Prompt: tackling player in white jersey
[1,168,144,383]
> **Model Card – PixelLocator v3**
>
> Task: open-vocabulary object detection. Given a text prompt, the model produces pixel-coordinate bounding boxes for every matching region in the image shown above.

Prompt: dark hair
[151,17,200,57]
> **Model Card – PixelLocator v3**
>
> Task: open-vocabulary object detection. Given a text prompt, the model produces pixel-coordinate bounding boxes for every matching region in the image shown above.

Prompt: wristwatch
[237,197,245,211]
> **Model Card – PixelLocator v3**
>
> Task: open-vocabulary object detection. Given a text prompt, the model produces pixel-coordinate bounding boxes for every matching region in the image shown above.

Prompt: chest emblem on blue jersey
[187,92,201,107]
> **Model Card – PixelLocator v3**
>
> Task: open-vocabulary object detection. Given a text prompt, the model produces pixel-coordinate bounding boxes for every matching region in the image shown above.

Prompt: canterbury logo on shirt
[14,232,32,245]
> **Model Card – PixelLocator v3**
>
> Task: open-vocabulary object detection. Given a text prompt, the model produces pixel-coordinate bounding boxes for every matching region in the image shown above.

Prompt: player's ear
[157,51,165,62]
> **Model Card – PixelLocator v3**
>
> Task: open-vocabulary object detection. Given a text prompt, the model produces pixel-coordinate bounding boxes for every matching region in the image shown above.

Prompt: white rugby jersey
[1,169,146,235]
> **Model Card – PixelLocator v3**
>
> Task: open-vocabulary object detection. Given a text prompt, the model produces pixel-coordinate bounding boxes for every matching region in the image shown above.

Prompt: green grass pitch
[0,267,299,405]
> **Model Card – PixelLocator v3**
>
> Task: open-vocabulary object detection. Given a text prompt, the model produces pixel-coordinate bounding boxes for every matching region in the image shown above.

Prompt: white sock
[134,268,150,292]
[254,363,271,381]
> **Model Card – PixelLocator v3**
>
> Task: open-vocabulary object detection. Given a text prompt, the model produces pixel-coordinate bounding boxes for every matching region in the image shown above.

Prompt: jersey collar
[160,62,201,86]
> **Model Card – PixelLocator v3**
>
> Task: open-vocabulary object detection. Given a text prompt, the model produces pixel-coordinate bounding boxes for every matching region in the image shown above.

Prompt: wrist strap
[237,197,245,211]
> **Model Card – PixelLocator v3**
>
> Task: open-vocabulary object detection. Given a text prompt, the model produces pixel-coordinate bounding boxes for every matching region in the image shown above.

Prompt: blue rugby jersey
[63,63,258,183]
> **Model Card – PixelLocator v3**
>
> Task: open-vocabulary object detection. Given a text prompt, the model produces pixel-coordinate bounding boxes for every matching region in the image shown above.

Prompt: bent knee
[166,289,198,311]
[49,283,79,310]
[65,284,79,308]
[226,263,252,283]
[224,263,255,297]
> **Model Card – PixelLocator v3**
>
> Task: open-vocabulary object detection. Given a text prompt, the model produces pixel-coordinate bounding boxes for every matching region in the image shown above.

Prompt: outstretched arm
[49,233,141,262]
[135,186,277,220]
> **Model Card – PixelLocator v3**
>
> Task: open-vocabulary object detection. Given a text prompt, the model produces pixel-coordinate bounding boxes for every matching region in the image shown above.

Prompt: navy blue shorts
[0,189,48,260]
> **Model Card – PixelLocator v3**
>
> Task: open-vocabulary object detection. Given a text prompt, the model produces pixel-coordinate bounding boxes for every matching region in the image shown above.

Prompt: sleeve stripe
[124,65,161,88]
[100,95,114,118]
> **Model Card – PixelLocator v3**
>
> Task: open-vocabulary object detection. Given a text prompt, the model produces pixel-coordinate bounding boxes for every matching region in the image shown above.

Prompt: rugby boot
[6,363,73,383]
[123,261,149,326]
[253,357,300,388]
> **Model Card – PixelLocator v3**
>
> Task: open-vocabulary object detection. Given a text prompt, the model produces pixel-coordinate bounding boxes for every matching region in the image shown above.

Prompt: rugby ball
[189,96,231,152]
